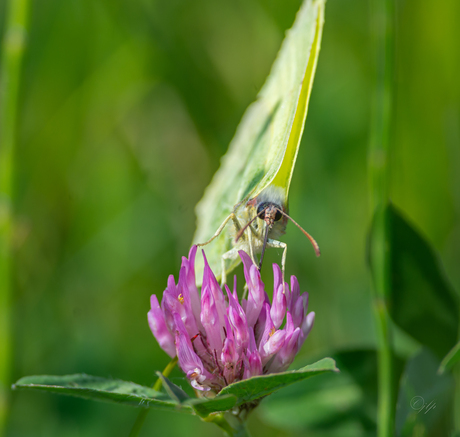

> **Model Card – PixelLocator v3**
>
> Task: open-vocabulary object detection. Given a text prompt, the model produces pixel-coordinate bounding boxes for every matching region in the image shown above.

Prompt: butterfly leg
[221,248,240,287]
[220,212,246,286]
[221,248,251,298]
[247,226,257,265]
[230,210,259,266]
[220,222,256,288]
[228,212,258,266]
[196,212,236,247]
[267,238,287,292]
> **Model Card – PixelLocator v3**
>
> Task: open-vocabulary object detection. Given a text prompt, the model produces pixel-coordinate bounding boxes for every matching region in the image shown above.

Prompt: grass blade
[0,0,30,434]
[367,0,396,435]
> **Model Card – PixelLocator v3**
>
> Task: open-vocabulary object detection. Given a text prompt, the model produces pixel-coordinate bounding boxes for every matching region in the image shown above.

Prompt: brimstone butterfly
[193,0,325,286]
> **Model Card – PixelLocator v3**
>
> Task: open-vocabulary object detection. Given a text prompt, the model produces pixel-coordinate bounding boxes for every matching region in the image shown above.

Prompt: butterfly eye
[257,202,283,222]
[257,202,270,219]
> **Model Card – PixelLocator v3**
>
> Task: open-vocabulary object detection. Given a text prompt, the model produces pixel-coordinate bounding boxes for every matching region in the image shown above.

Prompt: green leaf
[395,348,454,437]
[155,372,190,403]
[183,358,338,417]
[217,357,338,407]
[438,340,460,374]
[186,394,237,418]
[13,359,337,417]
[259,350,407,435]
[388,205,459,359]
[12,374,193,413]
[259,371,363,429]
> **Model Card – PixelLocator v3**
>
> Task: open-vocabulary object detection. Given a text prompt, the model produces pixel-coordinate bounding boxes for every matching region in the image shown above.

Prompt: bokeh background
[1,0,459,436]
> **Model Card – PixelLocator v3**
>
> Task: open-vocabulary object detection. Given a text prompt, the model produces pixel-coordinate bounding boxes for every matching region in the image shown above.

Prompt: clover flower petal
[148,246,315,393]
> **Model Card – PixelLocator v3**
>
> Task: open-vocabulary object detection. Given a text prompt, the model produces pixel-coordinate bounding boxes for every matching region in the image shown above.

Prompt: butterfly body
[193,0,325,287]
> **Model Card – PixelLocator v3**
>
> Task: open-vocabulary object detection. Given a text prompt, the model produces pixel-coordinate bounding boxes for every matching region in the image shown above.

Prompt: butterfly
[193,0,325,286]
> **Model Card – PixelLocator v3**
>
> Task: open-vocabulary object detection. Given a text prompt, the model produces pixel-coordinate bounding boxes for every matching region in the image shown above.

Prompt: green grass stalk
[0,0,30,434]
[368,0,395,436]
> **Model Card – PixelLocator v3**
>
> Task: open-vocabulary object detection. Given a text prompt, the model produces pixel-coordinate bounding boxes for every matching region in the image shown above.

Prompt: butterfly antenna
[235,207,267,243]
[258,222,270,271]
[277,208,321,257]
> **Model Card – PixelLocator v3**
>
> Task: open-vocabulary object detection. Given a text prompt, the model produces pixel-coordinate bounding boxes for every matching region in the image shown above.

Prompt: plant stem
[0,0,30,435]
[203,412,252,437]
[128,357,177,437]
[368,0,395,436]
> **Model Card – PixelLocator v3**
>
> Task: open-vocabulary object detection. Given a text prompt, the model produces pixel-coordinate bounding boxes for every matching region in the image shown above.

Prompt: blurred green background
[1,0,459,436]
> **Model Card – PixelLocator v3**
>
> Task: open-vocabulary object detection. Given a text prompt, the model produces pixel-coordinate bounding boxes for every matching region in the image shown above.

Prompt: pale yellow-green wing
[193,0,325,285]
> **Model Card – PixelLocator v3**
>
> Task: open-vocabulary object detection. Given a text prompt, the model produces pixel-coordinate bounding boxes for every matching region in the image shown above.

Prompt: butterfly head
[256,201,283,228]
